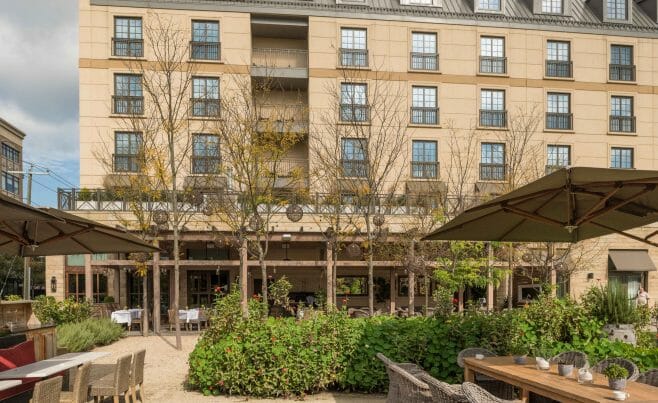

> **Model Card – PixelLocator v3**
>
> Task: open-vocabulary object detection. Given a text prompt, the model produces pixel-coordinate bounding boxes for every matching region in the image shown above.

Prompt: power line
[22,159,78,188]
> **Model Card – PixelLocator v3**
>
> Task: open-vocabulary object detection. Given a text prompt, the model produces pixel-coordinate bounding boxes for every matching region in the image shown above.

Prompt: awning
[609,250,657,272]
[405,180,447,196]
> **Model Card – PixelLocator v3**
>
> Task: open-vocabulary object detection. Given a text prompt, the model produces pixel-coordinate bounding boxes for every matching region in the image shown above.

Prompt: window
[610,96,635,133]
[606,0,627,19]
[478,0,501,11]
[480,89,506,127]
[410,32,438,71]
[546,93,572,130]
[113,17,143,57]
[411,86,438,125]
[398,276,431,297]
[610,45,635,81]
[408,0,434,4]
[546,145,571,173]
[66,273,107,303]
[541,0,562,13]
[191,21,220,60]
[341,138,367,177]
[1,172,20,195]
[113,74,143,114]
[192,134,220,174]
[340,28,368,67]
[480,37,506,74]
[610,147,633,169]
[411,141,438,179]
[336,276,368,296]
[2,143,19,163]
[480,143,506,180]
[187,270,230,306]
[340,83,368,122]
[191,77,220,117]
[546,41,571,78]
[114,132,142,172]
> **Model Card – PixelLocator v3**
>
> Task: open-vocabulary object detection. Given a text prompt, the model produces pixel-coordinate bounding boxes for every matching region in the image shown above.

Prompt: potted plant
[584,284,638,345]
[603,364,629,391]
[509,341,529,364]
[556,358,574,377]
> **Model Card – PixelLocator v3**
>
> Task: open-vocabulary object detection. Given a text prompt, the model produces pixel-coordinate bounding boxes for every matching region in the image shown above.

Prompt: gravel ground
[91,334,385,402]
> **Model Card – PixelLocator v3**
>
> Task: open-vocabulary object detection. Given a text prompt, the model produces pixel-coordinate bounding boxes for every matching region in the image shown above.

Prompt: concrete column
[180,268,187,308]
[153,251,161,333]
[326,242,333,308]
[45,256,65,300]
[84,254,93,303]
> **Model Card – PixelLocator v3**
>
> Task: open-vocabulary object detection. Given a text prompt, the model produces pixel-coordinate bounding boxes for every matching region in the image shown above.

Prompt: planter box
[603,323,636,345]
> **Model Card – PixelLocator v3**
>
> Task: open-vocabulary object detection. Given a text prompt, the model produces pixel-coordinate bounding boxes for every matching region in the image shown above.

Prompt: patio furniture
[461,382,519,403]
[186,309,202,331]
[376,353,428,403]
[29,376,63,403]
[387,363,432,403]
[167,309,176,331]
[89,353,132,403]
[129,309,145,332]
[198,308,209,329]
[60,362,90,403]
[129,349,146,403]
[457,348,513,399]
[637,368,658,386]
[419,373,468,403]
[351,309,370,318]
[549,351,588,368]
[110,310,132,327]
[592,357,639,381]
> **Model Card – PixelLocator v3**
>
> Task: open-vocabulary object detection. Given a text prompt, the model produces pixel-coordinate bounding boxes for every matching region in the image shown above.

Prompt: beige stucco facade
[0,117,25,199]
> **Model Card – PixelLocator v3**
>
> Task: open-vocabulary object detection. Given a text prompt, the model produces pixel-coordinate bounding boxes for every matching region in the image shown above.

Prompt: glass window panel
[412,141,437,162]
[192,77,219,99]
[611,96,633,117]
[480,89,505,111]
[541,0,562,13]
[610,147,633,169]
[478,0,501,10]
[341,83,367,105]
[192,21,219,42]
[481,143,505,164]
[341,28,367,50]
[480,37,504,57]
[547,93,570,113]
[606,0,627,19]
[547,41,570,61]
[411,32,436,54]
[412,86,437,108]
[611,45,632,65]
[114,17,142,39]
[547,145,571,166]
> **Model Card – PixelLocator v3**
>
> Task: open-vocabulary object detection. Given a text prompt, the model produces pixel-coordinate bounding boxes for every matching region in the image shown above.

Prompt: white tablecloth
[111,309,141,325]
[178,309,199,323]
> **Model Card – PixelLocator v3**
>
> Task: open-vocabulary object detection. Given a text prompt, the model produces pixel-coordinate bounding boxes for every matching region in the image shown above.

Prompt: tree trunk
[142,272,149,336]
[173,226,181,350]
[424,275,430,316]
[259,252,268,318]
[240,238,249,318]
[458,286,464,313]
[153,250,160,334]
[507,243,513,309]
[408,240,415,316]
[326,242,333,310]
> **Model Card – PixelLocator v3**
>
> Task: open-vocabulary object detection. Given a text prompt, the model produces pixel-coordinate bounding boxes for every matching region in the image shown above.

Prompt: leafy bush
[57,318,124,352]
[32,296,92,325]
[603,364,629,379]
[3,294,22,301]
[582,284,642,325]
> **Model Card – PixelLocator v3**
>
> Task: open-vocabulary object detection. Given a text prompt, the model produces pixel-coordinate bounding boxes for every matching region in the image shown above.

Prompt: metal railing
[341,159,368,177]
[410,53,439,71]
[113,154,141,173]
[191,156,220,174]
[112,96,144,115]
[609,115,636,133]
[339,48,368,68]
[411,162,439,179]
[479,56,507,74]
[410,107,439,125]
[190,98,221,118]
[545,60,572,78]
[190,41,221,61]
[252,48,308,69]
[258,104,308,122]
[479,110,507,128]
[609,64,636,81]
[267,158,308,177]
[112,38,144,57]
[479,163,507,181]
[340,104,370,122]
[545,112,573,130]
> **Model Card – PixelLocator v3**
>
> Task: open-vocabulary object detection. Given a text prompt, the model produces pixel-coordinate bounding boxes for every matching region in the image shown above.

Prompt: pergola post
[153,249,160,334]
[487,243,494,311]
[325,242,333,309]
[84,254,93,302]
[389,269,396,314]
[240,239,248,317]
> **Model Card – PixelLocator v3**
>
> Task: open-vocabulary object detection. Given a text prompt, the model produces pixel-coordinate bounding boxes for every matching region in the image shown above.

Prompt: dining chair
[376,352,427,402]
[592,357,639,381]
[461,382,520,403]
[30,376,63,403]
[457,348,514,399]
[130,309,145,332]
[419,373,468,403]
[549,351,589,368]
[60,362,91,403]
[89,353,132,403]
[167,309,176,331]
[637,369,658,386]
[130,349,146,403]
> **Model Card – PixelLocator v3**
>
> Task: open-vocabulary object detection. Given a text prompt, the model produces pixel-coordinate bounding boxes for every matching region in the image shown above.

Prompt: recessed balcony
[251,48,308,79]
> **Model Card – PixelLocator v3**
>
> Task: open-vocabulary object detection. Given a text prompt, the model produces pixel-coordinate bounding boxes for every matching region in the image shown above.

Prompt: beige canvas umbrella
[424,167,658,246]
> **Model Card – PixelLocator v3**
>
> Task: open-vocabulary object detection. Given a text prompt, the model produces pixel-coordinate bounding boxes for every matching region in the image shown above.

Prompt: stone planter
[513,355,527,365]
[603,323,636,345]
[558,364,574,377]
[608,378,627,391]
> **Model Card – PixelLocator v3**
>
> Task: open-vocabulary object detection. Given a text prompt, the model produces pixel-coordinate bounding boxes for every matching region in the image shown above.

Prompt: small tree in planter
[582,283,644,345]
[268,276,293,317]
[603,364,629,391]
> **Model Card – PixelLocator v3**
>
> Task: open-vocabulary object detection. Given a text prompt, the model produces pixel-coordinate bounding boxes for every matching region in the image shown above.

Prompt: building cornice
[0,117,26,140]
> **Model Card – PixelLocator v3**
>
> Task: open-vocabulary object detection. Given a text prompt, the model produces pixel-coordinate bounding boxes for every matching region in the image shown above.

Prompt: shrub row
[32,296,92,325]
[57,318,124,352]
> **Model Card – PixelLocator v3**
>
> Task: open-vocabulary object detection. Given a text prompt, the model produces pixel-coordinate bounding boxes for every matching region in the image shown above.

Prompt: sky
[0,1,79,207]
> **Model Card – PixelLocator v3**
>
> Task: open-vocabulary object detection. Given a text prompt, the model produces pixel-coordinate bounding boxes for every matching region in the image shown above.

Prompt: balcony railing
[252,48,308,69]
[479,163,506,181]
[113,154,141,173]
[340,104,370,122]
[267,158,308,177]
[191,98,221,118]
[339,48,368,68]
[190,41,221,61]
[545,60,572,78]
[545,164,568,175]
[609,115,636,133]
[411,162,439,179]
[609,64,636,81]
[479,56,507,74]
[341,159,368,177]
[410,53,439,71]
[258,104,307,122]
[410,107,439,125]
[112,38,144,58]
[191,156,220,174]
[545,112,573,130]
[479,110,507,128]
[112,96,144,115]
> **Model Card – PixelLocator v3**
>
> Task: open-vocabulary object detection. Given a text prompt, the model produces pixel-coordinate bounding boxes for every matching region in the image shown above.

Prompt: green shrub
[582,284,641,325]
[57,318,124,352]
[603,363,629,379]
[3,294,22,301]
[102,296,115,303]
[32,296,92,325]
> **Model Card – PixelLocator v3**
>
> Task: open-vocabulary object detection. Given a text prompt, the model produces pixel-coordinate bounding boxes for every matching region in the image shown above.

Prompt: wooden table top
[0,352,109,379]
[0,380,21,391]
[464,356,658,403]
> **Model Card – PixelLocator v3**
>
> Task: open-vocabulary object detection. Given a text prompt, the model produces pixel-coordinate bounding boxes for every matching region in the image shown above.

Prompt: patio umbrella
[424,167,658,246]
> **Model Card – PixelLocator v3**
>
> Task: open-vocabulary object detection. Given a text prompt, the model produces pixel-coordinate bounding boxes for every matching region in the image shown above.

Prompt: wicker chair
[130,309,145,332]
[89,353,133,403]
[592,357,639,381]
[530,351,589,403]
[30,376,63,403]
[457,348,514,399]
[130,349,147,403]
[637,369,658,387]
[462,382,520,403]
[419,373,468,403]
[60,362,91,403]
[387,363,432,403]
[376,353,427,403]
[168,309,177,331]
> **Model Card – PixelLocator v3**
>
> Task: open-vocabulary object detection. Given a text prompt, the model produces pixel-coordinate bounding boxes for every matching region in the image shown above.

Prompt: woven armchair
[30,376,63,403]
[550,351,589,368]
[457,348,514,399]
[387,363,432,403]
[419,373,468,403]
[130,349,147,403]
[60,362,91,403]
[89,353,133,403]
[592,357,639,381]
[462,382,520,403]
[376,352,428,402]
[637,369,658,387]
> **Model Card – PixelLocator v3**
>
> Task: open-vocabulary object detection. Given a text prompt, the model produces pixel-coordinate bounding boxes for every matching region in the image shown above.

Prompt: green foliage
[603,363,629,380]
[102,296,115,303]
[268,276,292,307]
[582,284,642,325]
[431,286,454,317]
[3,294,22,301]
[434,241,507,292]
[32,296,92,325]
[57,318,124,352]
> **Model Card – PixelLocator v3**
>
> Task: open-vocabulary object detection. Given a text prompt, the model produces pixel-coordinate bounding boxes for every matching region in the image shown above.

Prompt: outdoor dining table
[179,309,199,323]
[0,352,109,379]
[111,309,141,326]
[464,356,658,403]
[0,380,22,391]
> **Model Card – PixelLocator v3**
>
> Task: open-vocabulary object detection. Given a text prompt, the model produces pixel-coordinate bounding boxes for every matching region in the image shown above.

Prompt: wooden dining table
[464,356,658,403]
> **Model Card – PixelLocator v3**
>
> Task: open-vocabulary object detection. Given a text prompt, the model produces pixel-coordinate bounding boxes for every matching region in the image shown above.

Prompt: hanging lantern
[153,209,169,225]
[248,214,263,231]
[521,252,534,263]
[373,214,385,227]
[286,204,303,222]
[346,243,362,258]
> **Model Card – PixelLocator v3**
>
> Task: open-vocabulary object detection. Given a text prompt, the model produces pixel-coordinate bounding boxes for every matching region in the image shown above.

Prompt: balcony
[341,159,368,178]
[479,110,507,128]
[112,96,144,115]
[479,56,507,74]
[191,156,220,175]
[411,162,439,179]
[609,64,636,81]
[340,104,370,123]
[410,53,439,71]
[251,48,308,79]
[410,107,439,125]
[257,104,308,133]
[190,98,221,118]
[112,38,143,58]
[113,154,140,173]
[479,163,506,181]
[339,48,368,68]
[545,112,573,130]
[609,115,636,133]
[190,41,221,61]
[545,60,572,78]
